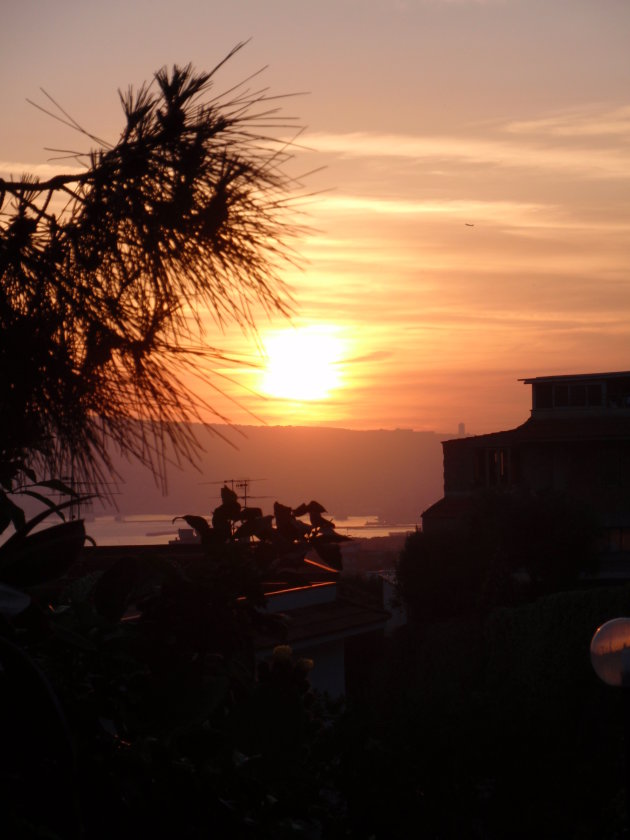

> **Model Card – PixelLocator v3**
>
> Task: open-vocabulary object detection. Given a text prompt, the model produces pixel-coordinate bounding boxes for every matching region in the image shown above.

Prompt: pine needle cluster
[0,45,305,494]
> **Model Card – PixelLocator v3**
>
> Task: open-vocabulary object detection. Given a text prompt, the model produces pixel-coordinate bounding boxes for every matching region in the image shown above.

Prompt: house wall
[518,440,630,512]
[278,638,346,698]
[442,438,477,494]
[443,437,630,506]
[443,436,516,494]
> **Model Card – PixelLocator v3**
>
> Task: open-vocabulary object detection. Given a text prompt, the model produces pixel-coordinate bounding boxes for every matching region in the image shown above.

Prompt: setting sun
[260,326,347,402]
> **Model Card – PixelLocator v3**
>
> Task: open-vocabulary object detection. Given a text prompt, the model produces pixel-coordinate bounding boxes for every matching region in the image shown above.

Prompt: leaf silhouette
[173,514,213,543]
[310,539,343,571]
[0,519,86,587]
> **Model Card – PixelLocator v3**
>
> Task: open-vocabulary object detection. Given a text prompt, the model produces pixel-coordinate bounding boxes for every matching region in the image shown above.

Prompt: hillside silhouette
[104,425,447,523]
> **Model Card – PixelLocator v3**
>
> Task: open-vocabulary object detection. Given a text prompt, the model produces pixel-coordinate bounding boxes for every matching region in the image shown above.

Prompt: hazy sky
[2,0,629,434]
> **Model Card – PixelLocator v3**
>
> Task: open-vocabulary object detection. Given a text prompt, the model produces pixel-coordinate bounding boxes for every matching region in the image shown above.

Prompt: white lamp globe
[591,618,630,687]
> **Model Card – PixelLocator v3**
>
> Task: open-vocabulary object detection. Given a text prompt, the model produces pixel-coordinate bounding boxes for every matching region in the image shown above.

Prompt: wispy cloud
[308,127,630,179]
[504,105,630,137]
[418,0,508,4]
[316,194,549,223]
[308,195,630,246]
[0,160,82,180]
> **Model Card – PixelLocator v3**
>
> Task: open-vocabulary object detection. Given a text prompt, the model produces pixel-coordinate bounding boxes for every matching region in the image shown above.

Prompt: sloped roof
[256,596,390,650]
[521,370,630,383]
[443,415,630,447]
[421,495,476,520]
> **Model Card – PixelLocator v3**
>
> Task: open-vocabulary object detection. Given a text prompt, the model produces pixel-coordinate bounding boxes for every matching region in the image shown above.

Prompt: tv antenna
[199,478,269,507]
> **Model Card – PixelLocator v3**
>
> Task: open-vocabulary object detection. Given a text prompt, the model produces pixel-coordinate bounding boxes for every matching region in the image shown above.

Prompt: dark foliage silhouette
[175,484,348,571]
[0,487,346,837]
[0,44,303,494]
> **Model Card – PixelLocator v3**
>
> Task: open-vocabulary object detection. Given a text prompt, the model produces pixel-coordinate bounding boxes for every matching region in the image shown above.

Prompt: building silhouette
[422,371,630,557]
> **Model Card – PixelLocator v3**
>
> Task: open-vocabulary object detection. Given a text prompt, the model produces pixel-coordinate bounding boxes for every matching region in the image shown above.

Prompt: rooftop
[520,370,630,384]
[443,414,630,448]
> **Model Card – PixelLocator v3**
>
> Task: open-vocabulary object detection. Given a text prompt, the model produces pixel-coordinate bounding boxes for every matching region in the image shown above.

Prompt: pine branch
[0,49,309,497]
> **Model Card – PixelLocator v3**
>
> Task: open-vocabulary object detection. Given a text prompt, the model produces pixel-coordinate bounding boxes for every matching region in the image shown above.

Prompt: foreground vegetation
[379,492,625,838]
[350,585,630,839]
[0,489,349,839]
[2,482,629,838]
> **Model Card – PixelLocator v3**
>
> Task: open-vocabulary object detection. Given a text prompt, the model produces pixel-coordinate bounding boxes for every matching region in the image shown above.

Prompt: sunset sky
[2,0,629,435]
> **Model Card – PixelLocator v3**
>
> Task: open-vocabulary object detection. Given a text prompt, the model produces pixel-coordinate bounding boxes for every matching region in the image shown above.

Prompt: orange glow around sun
[260,325,347,402]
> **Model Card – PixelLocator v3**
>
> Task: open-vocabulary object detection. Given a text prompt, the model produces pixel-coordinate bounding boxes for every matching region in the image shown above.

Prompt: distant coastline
[84,513,416,547]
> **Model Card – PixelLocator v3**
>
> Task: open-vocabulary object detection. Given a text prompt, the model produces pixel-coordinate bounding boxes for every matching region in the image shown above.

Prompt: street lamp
[591,618,630,687]
[591,617,630,833]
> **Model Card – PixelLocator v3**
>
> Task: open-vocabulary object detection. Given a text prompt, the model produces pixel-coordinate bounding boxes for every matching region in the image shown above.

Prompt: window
[587,383,602,407]
[602,528,630,553]
[607,377,630,409]
[554,385,569,407]
[488,450,499,486]
[511,448,521,484]
[483,448,510,486]
[569,384,586,407]
[499,449,509,484]
[474,449,486,486]
[534,383,553,409]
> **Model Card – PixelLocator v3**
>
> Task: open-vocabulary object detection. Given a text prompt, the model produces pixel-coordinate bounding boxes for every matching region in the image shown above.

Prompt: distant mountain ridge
[103,424,448,523]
